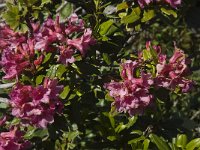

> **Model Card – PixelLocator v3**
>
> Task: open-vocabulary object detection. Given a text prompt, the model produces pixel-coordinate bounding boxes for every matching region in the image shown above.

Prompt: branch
[0,3,6,9]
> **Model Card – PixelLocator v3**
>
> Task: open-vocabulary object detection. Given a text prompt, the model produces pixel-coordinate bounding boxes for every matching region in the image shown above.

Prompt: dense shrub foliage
[0,0,200,149]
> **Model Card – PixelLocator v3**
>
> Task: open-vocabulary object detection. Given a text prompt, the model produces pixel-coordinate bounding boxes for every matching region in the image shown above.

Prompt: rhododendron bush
[0,0,200,149]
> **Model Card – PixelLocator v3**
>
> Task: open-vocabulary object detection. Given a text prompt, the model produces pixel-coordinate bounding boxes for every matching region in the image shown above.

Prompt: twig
[0,82,15,89]
[0,97,9,104]
[0,3,6,8]
[56,1,67,13]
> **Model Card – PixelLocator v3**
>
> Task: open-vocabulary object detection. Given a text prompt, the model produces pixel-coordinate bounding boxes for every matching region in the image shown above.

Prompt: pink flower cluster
[0,127,30,150]
[9,78,63,128]
[137,0,181,8]
[155,48,193,93]
[105,43,193,116]
[34,14,96,64]
[104,60,154,115]
[0,14,95,80]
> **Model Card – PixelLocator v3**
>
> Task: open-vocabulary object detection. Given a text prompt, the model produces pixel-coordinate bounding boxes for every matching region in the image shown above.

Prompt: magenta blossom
[0,24,26,50]
[0,127,31,150]
[0,39,39,80]
[104,60,153,115]
[155,47,193,92]
[0,48,30,80]
[67,28,96,56]
[136,0,181,8]
[164,0,181,8]
[34,14,96,63]
[9,78,63,128]
[137,0,152,8]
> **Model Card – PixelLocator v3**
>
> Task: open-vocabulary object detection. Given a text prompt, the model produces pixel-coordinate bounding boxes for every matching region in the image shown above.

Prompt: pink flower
[65,13,85,35]
[34,14,96,62]
[164,0,181,8]
[155,47,193,92]
[59,46,75,65]
[67,28,96,56]
[0,39,37,80]
[137,0,152,8]
[0,127,31,150]
[104,61,153,115]
[9,79,63,128]
[0,48,30,80]
[0,24,26,51]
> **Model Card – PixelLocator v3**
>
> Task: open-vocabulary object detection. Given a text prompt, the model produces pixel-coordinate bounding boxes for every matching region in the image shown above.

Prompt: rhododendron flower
[104,60,153,115]
[137,0,152,8]
[65,13,85,35]
[155,47,193,92]
[59,46,75,65]
[0,24,26,50]
[67,29,96,56]
[164,0,181,8]
[0,39,39,80]
[9,78,63,128]
[0,48,30,80]
[34,14,95,63]
[0,127,30,150]
[135,0,181,8]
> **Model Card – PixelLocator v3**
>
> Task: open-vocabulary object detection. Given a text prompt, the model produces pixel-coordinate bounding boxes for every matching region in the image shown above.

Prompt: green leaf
[43,53,52,64]
[141,10,155,22]
[117,2,128,11]
[176,134,187,148]
[186,138,200,150]
[105,93,114,101]
[47,65,58,78]
[121,7,141,24]
[56,64,67,79]
[128,136,145,144]
[150,48,158,63]
[59,2,74,21]
[60,86,70,99]
[115,123,126,133]
[99,20,113,36]
[36,75,45,85]
[161,8,177,18]
[0,102,9,109]
[103,53,111,65]
[143,139,150,150]
[149,134,170,150]
[41,0,51,6]
[107,136,117,141]
[2,3,20,30]
[126,116,138,128]
[130,130,143,135]
[142,49,152,61]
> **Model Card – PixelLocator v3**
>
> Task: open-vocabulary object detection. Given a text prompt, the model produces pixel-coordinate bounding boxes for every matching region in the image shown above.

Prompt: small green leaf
[117,2,128,11]
[143,139,150,150]
[141,10,155,22]
[36,75,45,85]
[176,134,187,148]
[41,0,51,6]
[103,53,111,65]
[128,136,145,144]
[56,64,67,79]
[161,8,177,18]
[186,138,200,150]
[59,2,74,21]
[107,136,117,141]
[121,7,141,24]
[60,86,70,99]
[149,134,170,150]
[105,93,114,101]
[99,20,113,36]
[143,49,152,61]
